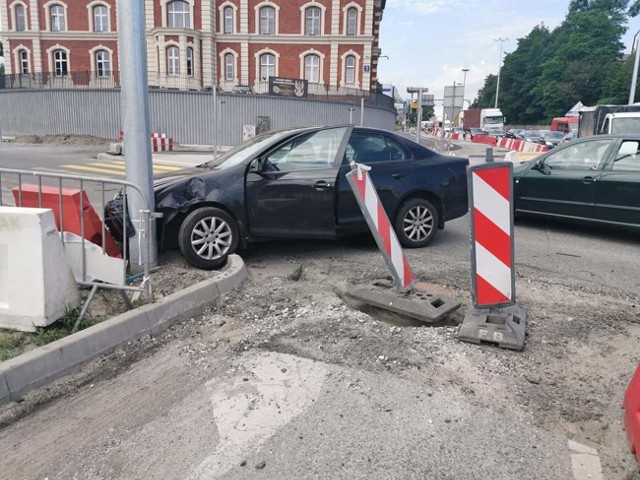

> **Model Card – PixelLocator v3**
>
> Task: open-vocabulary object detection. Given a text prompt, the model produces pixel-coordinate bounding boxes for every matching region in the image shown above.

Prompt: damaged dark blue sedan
[107,125,469,269]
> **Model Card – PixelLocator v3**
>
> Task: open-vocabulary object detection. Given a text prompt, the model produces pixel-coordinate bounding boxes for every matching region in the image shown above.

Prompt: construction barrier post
[344,162,461,323]
[457,162,527,350]
[624,365,640,465]
[486,148,494,163]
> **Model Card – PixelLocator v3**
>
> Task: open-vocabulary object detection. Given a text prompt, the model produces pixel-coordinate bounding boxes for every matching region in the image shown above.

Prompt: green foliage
[472,0,640,124]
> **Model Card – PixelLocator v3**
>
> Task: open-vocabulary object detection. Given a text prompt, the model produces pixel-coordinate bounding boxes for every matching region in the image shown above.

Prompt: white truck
[479,108,505,131]
[578,105,640,137]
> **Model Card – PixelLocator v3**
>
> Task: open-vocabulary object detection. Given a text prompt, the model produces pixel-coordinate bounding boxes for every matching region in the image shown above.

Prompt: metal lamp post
[494,38,509,108]
[629,30,640,104]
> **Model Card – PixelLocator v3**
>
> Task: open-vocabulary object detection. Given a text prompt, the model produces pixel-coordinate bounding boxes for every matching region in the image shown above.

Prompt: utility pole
[118,0,157,271]
[494,38,509,109]
[630,30,640,104]
[416,87,423,144]
[212,80,218,159]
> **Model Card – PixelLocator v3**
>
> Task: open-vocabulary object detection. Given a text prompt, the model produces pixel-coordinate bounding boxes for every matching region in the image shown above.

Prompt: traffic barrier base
[458,305,527,351]
[624,364,640,464]
[347,279,461,323]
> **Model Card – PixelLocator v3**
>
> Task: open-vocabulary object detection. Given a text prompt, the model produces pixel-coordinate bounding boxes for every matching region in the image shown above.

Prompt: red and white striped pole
[468,162,515,308]
[346,163,415,292]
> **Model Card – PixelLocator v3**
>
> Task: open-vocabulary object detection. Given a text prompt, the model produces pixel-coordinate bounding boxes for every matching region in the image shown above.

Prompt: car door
[515,138,612,219]
[245,126,350,238]
[335,131,415,230]
[593,138,640,226]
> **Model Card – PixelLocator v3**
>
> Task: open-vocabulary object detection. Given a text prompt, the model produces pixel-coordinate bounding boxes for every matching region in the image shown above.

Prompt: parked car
[486,128,504,139]
[106,126,470,269]
[513,135,640,229]
[231,85,253,94]
[538,130,565,149]
[505,128,523,139]
[464,127,487,139]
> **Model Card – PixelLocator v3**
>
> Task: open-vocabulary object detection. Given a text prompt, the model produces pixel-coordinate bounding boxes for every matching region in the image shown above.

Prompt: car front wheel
[178,207,239,270]
[394,198,439,248]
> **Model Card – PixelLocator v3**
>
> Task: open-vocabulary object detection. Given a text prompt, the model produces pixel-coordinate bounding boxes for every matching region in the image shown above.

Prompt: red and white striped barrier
[429,129,548,154]
[468,162,515,307]
[119,130,174,152]
[345,163,415,292]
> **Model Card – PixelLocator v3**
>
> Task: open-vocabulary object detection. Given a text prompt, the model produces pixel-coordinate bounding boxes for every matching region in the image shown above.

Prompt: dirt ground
[9,134,116,145]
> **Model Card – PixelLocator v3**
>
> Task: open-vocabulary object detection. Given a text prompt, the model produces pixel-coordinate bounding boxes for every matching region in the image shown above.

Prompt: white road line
[568,440,604,480]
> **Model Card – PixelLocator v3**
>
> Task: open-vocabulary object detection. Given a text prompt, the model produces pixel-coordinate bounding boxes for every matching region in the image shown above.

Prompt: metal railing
[0,167,155,328]
[0,71,395,109]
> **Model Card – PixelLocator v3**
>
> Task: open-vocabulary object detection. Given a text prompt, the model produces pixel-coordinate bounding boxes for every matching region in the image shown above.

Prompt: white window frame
[186,46,194,77]
[166,0,191,28]
[94,50,111,77]
[224,6,233,33]
[254,2,279,35]
[89,44,114,77]
[299,2,326,36]
[342,2,362,36]
[11,1,28,32]
[52,49,69,76]
[225,52,234,81]
[166,45,180,76]
[305,7,320,35]
[93,4,108,32]
[46,44,70,76]
[299,49,325,84]
[341,50,361,87]
[254,48,279,81]
[46,2,67,32]
[218,1,237,34]
[304,54,320,83]
[87,1,112,33]
[13,45,31,74]
[219,48,238,85]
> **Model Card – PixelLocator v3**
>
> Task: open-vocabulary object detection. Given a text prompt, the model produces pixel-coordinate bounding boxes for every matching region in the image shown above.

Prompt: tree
[470,74,497,108]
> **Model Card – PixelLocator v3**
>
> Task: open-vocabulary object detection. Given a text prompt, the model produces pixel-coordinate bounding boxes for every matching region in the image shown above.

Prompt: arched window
[305,7,321,35]
[223,6,233,33]
[260,53,275,80]
[186,47,194,76]
[346,7,357,35]
[50,4,65,31]
[167,46,180,76]
[345,55,356,84]
[304,54,319,83]
[225,53,234,81]
[167,0,189,28]
[95,50,110,77]
[259,6,275,35]
[93,5,108,32]
[19,49,29,74]
[53,49,68,76]
[14,4,26,31]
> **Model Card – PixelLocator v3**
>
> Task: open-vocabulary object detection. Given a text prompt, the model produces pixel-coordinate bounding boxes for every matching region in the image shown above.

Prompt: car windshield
[524,130,540,137]
[545,131,565,139]
[484,116,503,124]
[200,129,302,170]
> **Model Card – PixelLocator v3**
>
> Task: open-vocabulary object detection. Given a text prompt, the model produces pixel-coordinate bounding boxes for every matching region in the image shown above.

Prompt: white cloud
[386,0,474,15]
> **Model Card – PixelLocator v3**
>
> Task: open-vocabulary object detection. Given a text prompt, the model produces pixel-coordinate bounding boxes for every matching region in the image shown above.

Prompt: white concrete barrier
[0,207,80,332]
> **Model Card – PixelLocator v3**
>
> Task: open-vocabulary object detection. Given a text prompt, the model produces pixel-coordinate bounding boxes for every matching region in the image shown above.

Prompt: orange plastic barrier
[12,184,122,258]
[625,364,640,464]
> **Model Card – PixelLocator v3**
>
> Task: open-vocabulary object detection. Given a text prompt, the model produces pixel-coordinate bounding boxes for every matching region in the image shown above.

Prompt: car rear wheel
[178,207,238,270]
[394,198,439,248]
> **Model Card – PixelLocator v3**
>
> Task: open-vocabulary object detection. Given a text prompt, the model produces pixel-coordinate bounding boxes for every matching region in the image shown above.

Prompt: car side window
[344,132,390,164]
[384,136,409,161]
[544,140,611,171]
[265,127,346,172]
[612,140,640,171]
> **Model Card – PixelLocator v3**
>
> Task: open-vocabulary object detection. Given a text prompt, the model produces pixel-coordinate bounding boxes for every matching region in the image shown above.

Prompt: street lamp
[408,86,429,143]
[494,38,509,108]
[630,30,640,104]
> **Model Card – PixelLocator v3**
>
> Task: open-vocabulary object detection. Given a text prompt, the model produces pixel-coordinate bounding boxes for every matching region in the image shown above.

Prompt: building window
[223,6,233,33]
[259,6,275,35]
[346,7,357,35]
[260,53,275,80]
[50,4,65,31]
[305,7,321,35]
[53,49,68,76]
[345,55,355,84]
[167,46,179,76]
[93,5,108,32]
[95,50,110,77]
[304,54,319,83]
[167,0,189,28]
[186,47,193,76]
[15,4,26,31]
[225,53,234,81]
[19,49,29,74]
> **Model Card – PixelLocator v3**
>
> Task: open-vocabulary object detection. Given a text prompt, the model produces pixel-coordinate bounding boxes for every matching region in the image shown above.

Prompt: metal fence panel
[0,90,396,146]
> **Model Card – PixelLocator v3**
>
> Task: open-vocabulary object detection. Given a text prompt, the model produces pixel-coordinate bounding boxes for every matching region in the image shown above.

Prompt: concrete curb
[0,254,247,405]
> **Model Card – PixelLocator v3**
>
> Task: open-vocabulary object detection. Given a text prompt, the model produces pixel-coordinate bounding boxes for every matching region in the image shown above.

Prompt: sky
[378,0,640,110]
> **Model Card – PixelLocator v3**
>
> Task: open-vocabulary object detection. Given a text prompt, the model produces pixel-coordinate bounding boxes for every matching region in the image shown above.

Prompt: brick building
[0,0,385,92]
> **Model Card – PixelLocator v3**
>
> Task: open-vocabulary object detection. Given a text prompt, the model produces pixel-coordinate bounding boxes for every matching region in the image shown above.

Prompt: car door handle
[313,180,332,190]
[392,173,405,179]
[582,176,597,184]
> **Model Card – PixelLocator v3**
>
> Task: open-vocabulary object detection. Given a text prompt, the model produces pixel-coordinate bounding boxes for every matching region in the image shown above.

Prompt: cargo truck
[463,108,505,131]
[578,104,640,138]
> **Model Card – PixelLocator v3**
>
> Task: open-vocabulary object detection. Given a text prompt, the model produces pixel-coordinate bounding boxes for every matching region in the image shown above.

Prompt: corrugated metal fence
[0,89,396,146]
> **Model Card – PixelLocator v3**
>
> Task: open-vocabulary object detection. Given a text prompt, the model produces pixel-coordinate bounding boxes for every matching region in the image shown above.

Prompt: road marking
[89,162,126,170]
[112,160,183,172]
[60,164,125,175]
[568,440,604,480]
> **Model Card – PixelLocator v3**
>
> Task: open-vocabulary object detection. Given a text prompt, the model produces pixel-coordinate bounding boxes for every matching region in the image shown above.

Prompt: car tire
[178,207,239,270]
[394,198,439,248]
